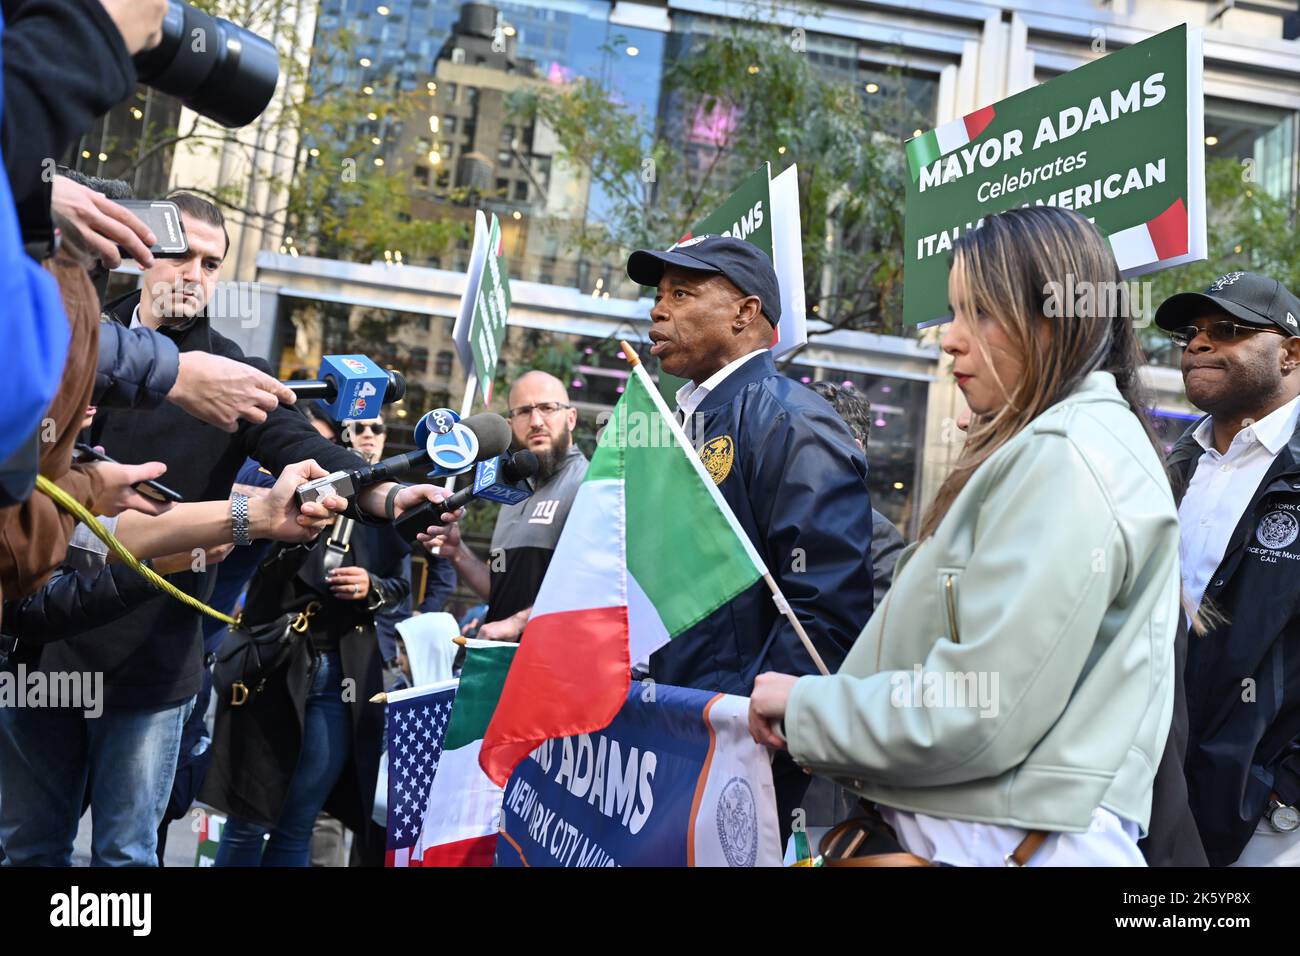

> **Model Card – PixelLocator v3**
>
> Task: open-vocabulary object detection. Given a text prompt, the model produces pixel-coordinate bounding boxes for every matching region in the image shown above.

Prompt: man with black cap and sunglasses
[1156,270,1300,866]
[625,235,875,848]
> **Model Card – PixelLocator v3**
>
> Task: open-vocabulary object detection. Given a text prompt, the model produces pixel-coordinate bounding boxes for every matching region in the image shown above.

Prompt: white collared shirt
[129,304,142,329]
[1178,394,1300,614]
[878,805,1145,867]
[673,348,767,426]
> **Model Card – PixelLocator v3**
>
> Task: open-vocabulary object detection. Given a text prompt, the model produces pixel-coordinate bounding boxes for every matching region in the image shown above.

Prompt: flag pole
[762,572,829,676]
[618,341,830,677]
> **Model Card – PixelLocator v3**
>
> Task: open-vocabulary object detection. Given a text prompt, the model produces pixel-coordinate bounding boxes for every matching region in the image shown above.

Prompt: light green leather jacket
[785,372,1180,833]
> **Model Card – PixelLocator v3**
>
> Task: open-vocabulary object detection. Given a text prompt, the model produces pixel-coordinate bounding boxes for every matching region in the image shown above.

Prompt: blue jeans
[215,650,352,867]
[0,690,194,866]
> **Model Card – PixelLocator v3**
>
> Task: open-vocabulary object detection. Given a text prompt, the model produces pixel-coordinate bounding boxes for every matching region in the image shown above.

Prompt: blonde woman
[748,207,1180,866]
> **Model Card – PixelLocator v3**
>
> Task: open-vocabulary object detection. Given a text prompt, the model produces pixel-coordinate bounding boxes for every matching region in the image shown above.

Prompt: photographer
[2,0,166,246]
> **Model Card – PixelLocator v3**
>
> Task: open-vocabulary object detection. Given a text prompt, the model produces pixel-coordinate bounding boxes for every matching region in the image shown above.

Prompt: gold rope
[35,475,237,625]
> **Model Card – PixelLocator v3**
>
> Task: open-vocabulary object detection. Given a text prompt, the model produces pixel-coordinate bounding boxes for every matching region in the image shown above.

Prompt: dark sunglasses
[350,422,385,435]
[1168,320,1287,349]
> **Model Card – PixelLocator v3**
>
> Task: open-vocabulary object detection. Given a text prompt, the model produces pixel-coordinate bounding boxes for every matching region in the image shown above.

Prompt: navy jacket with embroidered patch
[648,351,875,695]
[1169,415,1300,866]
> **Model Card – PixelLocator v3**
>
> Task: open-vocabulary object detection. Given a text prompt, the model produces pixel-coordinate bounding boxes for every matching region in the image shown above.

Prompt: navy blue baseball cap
[1155,271,1300,337]
[626,234,782,326]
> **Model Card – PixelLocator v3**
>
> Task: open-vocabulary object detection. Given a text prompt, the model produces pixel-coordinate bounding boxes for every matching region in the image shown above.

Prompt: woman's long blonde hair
[919,206,1162,539]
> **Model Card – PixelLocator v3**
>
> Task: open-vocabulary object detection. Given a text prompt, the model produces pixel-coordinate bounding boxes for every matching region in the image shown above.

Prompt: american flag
[384,679,459,867]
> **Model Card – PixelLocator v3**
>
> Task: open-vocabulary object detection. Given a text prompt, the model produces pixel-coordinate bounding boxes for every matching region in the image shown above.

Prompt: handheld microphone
[393,449,539,544]
[283,356,406,421]
[413,408,460,447]
[293,412,512,507]
[364,412,511,483]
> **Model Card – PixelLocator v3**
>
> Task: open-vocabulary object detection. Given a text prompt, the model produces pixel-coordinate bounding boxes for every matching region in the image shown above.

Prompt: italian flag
[1107,198,1189,272]
[411,640,516,866]
[906,106,997,181]
[479,350,769,787]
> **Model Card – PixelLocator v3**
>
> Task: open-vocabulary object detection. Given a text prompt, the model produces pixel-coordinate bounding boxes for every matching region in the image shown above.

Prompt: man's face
[507,375,576,471]
[346,417,386,463]
[141,213,225,325]
[1180,308,1291,417]
[648,266,754,383]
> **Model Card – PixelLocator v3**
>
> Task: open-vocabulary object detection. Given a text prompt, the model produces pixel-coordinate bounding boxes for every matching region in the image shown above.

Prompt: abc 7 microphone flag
[417,408,481,477]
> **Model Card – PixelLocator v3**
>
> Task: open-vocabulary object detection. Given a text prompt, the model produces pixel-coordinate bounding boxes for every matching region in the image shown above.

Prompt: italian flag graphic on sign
[1106,198,1189,271]
[906,106,997,180]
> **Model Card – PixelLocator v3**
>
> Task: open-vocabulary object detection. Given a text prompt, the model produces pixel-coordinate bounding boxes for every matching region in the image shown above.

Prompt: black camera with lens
[132,0,280,128]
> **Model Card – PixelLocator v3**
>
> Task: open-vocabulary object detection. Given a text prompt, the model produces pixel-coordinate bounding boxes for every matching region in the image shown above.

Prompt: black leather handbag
[212,599,320,707]
[211,536,328,707]
[212,516,364,707]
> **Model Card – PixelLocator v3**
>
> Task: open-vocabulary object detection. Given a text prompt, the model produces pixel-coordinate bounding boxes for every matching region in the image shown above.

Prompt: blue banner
[495,683,782,867]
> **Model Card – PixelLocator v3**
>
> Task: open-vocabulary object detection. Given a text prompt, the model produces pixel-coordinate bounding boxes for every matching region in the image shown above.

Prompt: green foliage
[283,64,467,263]
[513,2,1300,355]
[1142,156,1300,364]
[459,498,502,540]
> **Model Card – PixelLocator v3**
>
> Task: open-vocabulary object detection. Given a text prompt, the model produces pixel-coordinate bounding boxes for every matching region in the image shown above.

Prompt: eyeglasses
[507,402,571,421]
[349,422,385,435]
[1168,321,1287,349]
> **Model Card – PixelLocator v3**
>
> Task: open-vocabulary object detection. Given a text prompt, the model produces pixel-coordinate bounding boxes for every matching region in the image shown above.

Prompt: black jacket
[648,351,875,694]
[37,290,367,708]
[2,0,136,245]
[94,320,180,410]
[200,521,410,841]
[1168,413,1300,866]
[1,561,159,647]
[1138,613,1206,866]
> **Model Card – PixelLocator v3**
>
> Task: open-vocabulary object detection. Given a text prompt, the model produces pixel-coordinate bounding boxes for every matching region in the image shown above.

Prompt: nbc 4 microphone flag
[383,679,458,867]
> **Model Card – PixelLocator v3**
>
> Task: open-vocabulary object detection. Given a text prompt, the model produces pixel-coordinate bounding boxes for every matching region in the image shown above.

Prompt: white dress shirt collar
[1178,393,1300,615]
[673,348,767,420]
[1192,394,1300,458]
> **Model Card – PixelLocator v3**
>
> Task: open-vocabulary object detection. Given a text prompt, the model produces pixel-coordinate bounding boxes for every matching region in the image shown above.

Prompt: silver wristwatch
[1267,796,1300,833]
[231,492,252,546]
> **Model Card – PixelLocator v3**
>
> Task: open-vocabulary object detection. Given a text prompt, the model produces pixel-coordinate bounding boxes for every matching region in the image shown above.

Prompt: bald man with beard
[426,371,588,642]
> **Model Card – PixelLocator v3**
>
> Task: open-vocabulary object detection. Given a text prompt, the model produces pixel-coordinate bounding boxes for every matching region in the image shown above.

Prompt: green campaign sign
[689,163,774,257]
[467,213,512,406]
[903,24,1206,327]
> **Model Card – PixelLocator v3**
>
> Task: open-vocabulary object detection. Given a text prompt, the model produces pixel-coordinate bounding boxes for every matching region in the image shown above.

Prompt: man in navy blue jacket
[626,236,875,843]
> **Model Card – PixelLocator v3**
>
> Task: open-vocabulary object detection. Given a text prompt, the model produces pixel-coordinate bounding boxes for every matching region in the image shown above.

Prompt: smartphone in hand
[110,199,189,259]
[73,443,185,503]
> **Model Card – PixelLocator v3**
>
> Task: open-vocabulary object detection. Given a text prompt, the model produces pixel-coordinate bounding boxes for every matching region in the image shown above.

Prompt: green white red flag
[479,353,768,787]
